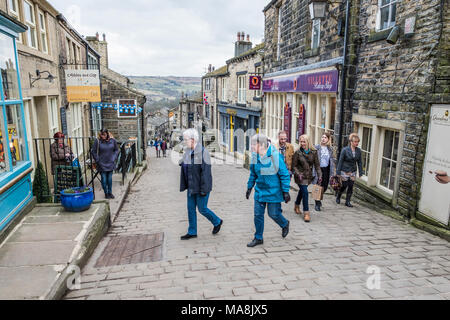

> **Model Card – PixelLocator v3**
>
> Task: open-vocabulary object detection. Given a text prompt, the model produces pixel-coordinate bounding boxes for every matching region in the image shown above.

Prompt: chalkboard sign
[60,107,68,135]
[54,165,84,202]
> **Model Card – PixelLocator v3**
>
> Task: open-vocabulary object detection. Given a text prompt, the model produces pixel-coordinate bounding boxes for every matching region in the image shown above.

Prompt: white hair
[251,134,269,148]
[183,128,199,142]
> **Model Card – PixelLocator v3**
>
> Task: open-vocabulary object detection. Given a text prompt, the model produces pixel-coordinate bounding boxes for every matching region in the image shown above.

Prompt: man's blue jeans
[187,192,221,236]
[101,171,113,195]
[254,199,289,240]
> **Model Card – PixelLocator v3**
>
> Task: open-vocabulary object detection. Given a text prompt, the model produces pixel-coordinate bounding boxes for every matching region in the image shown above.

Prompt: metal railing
[116,140,137,184]
[33,137,96,203]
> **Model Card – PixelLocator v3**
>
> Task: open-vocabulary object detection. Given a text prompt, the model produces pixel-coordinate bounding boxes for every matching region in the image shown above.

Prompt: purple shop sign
[263,70,339,93]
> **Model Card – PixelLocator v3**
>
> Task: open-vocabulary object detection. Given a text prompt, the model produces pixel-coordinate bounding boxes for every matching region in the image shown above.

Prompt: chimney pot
[241,31,245,41]
[237,32,241,41]
[247,35,250,42]
[96,32,99,40]
[103,33,106,41]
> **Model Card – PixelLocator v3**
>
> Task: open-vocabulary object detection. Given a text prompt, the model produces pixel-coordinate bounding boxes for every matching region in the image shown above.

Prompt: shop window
[38,10,48,54]
[379,129,399,191]
[6,104,27,168]
[238,75,246,104]
[24,0,38,49]
[311,19,321,49]
[360,126,373,177]
[308,94,335,145]
[378,0,397,31]
[0,33,20,101]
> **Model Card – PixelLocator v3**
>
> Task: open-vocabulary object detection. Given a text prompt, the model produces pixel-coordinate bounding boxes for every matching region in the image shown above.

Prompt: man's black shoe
[180,234,197,240]
[109,193,115,199]
[282,221,289,238]
[212,220,223,235]
[345,202,353,208]
[247,239,263,247]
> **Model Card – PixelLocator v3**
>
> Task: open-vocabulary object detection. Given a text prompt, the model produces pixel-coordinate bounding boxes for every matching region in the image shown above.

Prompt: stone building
[2,0,62,173]
[350,0,450,230]
[178,91,203,131]
[56,14,101,157]
[262,0,349,149]
[203,32,264,154]
[86,34,147,161]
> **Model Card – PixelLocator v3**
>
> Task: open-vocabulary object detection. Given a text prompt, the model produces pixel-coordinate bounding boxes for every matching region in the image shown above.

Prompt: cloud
[53,0,268,76]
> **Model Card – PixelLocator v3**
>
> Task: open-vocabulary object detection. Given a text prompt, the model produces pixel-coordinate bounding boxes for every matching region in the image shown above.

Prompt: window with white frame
[24,0,38,49]
[221,78,227,101]
[70,103,83,156]
[204,78,211,91]
[379,129,399,191]
[238,75,246,104]
[360,126,373,177]
[312,19,321,49]
[48,97,58,136]
[8,0,21,43]
[354,116,404,197]
[377,0,398,31]
[38,10,48,54]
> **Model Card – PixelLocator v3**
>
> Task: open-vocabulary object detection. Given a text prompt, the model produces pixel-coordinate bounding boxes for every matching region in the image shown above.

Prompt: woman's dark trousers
[337,178,354,206]
[315,166,330,210]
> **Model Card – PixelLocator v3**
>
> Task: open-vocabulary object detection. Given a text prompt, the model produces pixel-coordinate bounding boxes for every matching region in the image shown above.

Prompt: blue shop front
[218,104,260,153]
[0,12,32,231]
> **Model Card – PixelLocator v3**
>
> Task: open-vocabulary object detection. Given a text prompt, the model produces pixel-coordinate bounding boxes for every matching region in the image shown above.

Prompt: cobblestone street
[64,149,450,300]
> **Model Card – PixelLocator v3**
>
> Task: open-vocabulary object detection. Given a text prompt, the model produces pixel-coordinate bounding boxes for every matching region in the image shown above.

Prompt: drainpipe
[337,0,351,159]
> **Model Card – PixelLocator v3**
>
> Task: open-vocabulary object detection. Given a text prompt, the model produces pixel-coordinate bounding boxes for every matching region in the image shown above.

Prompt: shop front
[0,12,32,232]
[218,104,260,153]
[263,66,340,147]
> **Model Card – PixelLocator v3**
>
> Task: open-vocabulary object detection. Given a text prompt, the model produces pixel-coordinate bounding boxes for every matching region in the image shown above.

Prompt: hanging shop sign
[91,102,143,115]
[249,76,262,90]
[419,105,450,225]
[263,69,339,93]
[65,69,101,103]
[117,99,137,118]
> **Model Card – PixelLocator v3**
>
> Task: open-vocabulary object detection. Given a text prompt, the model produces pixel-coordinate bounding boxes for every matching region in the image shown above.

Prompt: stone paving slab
[64,149,450,300]
[0,202,110,300]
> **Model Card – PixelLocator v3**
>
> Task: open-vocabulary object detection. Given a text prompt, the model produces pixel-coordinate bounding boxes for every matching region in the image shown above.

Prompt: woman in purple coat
[91,129,119,199]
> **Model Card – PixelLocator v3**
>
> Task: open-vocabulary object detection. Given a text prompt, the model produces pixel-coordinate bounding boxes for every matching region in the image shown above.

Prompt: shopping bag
[312,184,324,201]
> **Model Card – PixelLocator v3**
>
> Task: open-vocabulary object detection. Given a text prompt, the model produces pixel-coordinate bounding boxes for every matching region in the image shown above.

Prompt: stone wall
[100,75,146,143]
[352,0,450,221]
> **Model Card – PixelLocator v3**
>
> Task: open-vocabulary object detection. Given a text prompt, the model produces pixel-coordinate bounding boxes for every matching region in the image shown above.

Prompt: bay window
[354,114,405,199]
[0,33,20,101]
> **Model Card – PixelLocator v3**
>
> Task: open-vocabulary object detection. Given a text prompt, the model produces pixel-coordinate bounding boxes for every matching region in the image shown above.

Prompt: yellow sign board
[65,70,101,103]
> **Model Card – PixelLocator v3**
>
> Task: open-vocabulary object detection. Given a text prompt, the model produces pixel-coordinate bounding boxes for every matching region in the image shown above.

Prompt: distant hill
[128,76,201,102]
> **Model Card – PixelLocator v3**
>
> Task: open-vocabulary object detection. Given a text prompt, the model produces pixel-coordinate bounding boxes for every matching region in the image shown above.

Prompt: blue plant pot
[60,187,94,212]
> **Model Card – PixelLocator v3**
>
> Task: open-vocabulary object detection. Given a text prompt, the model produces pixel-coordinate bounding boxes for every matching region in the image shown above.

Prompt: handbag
[312,184,324,201]
[330,175,342,191]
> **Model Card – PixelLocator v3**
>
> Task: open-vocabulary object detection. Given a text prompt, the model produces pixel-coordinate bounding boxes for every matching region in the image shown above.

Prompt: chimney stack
[235,30,253,57]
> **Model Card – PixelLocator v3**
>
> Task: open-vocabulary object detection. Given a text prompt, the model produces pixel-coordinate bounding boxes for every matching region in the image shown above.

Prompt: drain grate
[95,233,164,268]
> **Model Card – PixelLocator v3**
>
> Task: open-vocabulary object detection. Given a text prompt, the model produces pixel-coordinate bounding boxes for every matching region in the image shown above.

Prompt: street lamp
[309,0,327,20]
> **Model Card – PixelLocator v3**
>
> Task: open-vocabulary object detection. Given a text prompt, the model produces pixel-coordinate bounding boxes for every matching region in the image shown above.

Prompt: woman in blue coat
[246,134,291,247]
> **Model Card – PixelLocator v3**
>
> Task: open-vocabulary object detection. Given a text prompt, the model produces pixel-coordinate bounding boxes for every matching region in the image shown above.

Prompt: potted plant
[60,186,94,212]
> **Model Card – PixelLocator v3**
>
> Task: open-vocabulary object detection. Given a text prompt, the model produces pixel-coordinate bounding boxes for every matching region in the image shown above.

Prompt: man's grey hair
[183,128,199,142]
[251,134,269,148]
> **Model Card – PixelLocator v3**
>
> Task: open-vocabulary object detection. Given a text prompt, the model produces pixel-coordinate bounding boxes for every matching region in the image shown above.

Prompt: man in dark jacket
[179,129,223,240]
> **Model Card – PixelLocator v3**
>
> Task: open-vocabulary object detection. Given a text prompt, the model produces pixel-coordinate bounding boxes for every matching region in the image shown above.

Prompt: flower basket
[60,186,94,212]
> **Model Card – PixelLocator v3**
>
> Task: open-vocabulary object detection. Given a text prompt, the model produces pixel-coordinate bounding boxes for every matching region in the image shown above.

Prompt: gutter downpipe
[337,0,351,159]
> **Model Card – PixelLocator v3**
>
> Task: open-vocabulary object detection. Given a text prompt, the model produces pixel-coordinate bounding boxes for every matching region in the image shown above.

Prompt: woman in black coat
[336,133,363,207]
[179,129,223,240]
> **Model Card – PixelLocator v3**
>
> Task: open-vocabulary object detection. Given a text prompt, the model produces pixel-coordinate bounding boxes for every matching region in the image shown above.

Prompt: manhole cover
[95,233,164,268]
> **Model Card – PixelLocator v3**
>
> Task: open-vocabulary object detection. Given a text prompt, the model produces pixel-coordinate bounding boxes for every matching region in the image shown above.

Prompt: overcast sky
[53,0,268,77]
